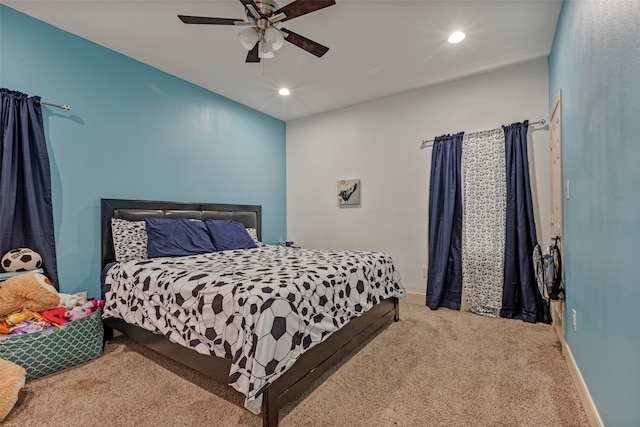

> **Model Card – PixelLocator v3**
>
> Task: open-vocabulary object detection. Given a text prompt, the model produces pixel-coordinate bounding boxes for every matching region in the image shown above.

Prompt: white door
[549,90,565,339]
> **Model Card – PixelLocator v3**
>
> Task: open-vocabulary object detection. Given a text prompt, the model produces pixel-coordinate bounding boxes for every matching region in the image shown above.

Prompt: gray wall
[287,58,551,295]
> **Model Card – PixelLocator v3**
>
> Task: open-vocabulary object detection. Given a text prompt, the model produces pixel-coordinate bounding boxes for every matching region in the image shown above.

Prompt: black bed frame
[100,198,399,427]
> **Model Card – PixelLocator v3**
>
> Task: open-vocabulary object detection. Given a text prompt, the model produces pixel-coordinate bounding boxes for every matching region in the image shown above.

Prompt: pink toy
[86,299,105,310]
[65,299,105,321]
[66,307,91,321]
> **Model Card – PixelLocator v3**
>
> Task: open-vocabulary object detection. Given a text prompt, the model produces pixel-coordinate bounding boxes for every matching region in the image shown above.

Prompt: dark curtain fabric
[500,120,548,323]
[0,88,59,289]
[426,132,464,310]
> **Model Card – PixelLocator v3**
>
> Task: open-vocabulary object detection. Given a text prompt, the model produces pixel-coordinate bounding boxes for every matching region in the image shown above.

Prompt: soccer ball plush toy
[0,358,26,422]
[1,248,43,272]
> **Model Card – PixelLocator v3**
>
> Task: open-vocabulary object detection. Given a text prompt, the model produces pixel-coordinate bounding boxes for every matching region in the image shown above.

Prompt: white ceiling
[4,0,562,122]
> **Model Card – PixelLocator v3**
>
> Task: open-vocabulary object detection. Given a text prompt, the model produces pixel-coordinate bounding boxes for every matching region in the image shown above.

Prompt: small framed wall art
[337,179,361,206]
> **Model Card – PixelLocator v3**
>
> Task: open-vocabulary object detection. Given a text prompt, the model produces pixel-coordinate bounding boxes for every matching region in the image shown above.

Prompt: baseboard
[550,299,565,340]
[403,292,424,306]
[562,341,604,427]
[403,291,471,311]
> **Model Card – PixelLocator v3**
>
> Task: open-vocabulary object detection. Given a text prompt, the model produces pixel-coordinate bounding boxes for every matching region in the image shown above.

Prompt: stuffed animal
[58,293,79,310]
[1,248,42,272]
[58,291,89,310]
[0,358,26,422]
[0,272,60,317]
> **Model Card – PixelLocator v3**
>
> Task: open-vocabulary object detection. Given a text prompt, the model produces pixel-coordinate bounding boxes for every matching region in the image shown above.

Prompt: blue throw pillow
[205,220,257,251]
[145,218,216,258]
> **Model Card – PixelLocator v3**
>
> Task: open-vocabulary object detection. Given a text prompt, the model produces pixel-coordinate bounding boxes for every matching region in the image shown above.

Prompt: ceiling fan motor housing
[247,0,279,23]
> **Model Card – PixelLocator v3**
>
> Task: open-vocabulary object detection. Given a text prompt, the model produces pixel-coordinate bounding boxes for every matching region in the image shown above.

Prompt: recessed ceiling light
[448,31,466,44]
[278,88,290,96]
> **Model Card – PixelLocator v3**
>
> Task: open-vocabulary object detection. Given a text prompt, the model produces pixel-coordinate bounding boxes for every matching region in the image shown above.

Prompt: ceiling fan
[178,0,335,63]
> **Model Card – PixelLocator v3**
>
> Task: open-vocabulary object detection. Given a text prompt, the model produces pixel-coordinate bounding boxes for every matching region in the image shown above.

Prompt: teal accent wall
[0,5,286,298]
[549,1,640,424]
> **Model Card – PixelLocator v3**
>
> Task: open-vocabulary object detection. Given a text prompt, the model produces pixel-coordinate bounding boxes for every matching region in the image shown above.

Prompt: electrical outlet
[572,309,577,331]
[422,266,428,278]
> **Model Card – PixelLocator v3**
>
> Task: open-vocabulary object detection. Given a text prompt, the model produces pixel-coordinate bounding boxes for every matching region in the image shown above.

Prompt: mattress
[102,245,405,413]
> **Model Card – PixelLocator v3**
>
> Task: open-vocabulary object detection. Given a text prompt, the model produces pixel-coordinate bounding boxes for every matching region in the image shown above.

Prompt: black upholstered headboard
[100,199,262,268]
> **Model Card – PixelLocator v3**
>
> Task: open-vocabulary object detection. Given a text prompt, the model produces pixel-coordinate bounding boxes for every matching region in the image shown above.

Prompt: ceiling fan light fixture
[179,0,336,63]
[238,27,260,50]
[448,31,466,44]
[264,27,285,51]
[258,40,275,59]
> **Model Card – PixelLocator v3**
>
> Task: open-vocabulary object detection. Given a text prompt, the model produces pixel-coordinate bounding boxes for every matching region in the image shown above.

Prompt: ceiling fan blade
[246,44,261,63]
[178,15,244,25]
[238,0,261,20]
[281,28,329,58]
[274,0,335,22]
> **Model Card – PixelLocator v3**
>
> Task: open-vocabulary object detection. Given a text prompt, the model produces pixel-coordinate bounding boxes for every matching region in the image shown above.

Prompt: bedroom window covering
[426,132,464,310]
[0,88,59,289]
[501,120,549,323]
[461,128,507,318]
[426,120,546,324]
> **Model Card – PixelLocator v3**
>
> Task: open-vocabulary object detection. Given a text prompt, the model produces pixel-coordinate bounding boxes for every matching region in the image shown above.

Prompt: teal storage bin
[0,308,103,380]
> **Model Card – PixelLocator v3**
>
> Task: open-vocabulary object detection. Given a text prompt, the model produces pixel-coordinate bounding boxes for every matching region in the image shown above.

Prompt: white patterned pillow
[246,228,263,247]
[111,218,148,262]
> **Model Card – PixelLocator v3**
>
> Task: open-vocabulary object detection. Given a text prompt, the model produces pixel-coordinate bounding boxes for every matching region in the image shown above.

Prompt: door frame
[549,89,565,340]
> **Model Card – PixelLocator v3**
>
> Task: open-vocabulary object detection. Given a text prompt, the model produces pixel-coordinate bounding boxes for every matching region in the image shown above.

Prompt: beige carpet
[4,302,589,427]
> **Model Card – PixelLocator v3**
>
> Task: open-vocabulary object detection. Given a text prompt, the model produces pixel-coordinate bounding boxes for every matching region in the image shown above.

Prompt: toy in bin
[46,299,105,324]
[0,268,104,334]
[0,272,60,317]
[40,299,104,325]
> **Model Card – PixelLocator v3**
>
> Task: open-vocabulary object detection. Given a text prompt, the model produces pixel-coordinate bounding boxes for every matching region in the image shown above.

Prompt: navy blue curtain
[501,120,548,323]
[0,88,59,289]
[426,132,464,310]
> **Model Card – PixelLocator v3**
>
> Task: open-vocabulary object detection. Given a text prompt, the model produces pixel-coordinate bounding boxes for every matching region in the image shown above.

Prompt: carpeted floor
[4,301,589,426]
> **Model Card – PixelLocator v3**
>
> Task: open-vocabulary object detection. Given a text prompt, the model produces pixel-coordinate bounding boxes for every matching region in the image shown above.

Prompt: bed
[100,198,404,426]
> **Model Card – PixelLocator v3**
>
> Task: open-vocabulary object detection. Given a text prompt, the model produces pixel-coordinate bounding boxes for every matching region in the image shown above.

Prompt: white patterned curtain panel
[461,128,506,317]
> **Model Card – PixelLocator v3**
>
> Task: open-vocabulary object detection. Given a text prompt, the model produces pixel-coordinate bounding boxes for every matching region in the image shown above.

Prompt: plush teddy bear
[0,358,26,422]
[0,272,60,317]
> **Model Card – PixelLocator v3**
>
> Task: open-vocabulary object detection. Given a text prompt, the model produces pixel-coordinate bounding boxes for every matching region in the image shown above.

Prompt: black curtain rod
[420,119,546,148]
